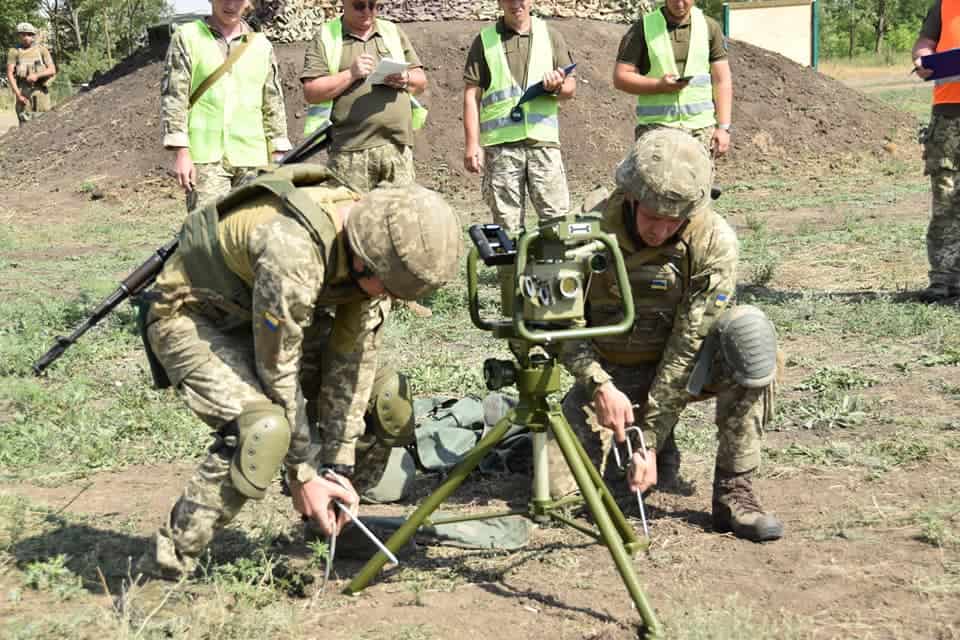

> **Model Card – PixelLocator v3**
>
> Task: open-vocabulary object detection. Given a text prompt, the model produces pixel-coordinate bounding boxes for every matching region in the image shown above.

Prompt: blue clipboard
[510,63,577,121]
[920,48,960,80]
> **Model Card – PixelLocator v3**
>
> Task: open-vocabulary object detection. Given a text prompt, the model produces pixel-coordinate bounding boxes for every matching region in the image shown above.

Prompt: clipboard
[920,48,960,80]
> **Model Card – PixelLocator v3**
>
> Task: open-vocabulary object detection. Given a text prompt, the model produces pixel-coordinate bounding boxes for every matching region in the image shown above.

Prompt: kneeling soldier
[551,128,783,542]
[139,166,461,576]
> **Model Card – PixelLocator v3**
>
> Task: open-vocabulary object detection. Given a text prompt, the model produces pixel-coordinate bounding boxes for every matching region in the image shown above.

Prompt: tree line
[1,0,170,84]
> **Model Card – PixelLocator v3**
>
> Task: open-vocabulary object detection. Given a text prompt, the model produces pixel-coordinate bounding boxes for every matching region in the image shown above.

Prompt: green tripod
[345,219,663,638]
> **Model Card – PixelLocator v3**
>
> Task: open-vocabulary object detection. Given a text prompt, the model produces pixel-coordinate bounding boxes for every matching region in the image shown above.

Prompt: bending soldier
[551,129,783,542]
[6,22,56,125]
[138,168,461,577]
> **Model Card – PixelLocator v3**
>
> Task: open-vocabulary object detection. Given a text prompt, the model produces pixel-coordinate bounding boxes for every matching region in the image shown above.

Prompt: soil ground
[1,19,957,640]
[0,110,16,136]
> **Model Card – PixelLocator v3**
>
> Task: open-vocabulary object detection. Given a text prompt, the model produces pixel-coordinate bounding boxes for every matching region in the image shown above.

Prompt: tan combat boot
[712,468,783,542]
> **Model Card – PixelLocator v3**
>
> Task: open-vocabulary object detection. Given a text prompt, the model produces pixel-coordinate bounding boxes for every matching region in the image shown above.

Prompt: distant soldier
[300,0,428,192]
[161,0,291,211]
[913,1,960,302]
[551,129,783,542]
[612,0,732,156]
[6,22,56,125]
[463,0,576,235]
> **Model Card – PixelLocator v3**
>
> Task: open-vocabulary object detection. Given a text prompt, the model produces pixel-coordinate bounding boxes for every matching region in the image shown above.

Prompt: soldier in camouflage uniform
[138,166,461,577]
[5,23,56,125]
[913,2,960,302]
[161,0,291,211]
[549,129,783,542]
[300,0,426,192]
[463,0,576,235]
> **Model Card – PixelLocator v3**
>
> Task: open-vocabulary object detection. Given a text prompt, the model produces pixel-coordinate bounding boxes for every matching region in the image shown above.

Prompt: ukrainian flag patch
[263,310,280,332]
[715,293,729,307]
[651,279,669,291]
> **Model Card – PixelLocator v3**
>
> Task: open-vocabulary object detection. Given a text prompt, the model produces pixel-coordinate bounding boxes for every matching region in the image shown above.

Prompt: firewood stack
[251,0,651,43]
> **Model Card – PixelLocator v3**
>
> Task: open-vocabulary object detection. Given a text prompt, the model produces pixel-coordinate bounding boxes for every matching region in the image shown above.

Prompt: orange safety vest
[934,0,960,104]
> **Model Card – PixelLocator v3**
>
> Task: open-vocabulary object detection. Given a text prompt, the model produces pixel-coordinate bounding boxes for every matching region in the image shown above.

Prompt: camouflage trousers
[546,358,772,500]
[144,308,390,575]
[635,123,715,154]
[923,113,960,289]
[327,143,415,193]
[185,160,261,212]
[482,143,570,235]
[15,83,50,124]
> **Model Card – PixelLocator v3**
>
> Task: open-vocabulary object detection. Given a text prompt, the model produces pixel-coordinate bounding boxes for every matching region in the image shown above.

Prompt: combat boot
[712,468,783,542]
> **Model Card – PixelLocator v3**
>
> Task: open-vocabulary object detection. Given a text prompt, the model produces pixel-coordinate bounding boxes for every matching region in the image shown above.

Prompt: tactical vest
[180,20,272,166]
[635,8,715,129]
[303,18,427,136]
[177,165,363,312]
[478,17,559,146]
[12,45,50,85]
[934,1,960,104]
[587,196,708,365]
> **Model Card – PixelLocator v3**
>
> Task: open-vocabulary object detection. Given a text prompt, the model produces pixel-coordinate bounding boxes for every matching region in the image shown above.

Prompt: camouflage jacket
[150,184,387,469]
[560,189,738,449]
[160,18,291,155]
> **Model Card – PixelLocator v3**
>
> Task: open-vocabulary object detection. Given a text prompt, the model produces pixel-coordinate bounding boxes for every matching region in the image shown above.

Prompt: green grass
[765,431,939,474]
[874,87,933,123]
[664,595,807,639]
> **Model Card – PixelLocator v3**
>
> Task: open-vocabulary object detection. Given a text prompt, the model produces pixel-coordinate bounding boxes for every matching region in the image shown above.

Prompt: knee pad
[365,367,415,448]
[688,305,778,395]
[229,402,290,500]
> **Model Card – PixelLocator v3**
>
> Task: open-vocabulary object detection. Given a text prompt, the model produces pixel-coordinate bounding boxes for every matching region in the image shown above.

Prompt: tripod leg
[344,412,515,595]
[562,418,641,549]
[549,413,663,639]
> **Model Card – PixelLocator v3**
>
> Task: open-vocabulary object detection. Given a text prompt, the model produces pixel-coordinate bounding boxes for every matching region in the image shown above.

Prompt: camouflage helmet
[365,366,415,448]
[16,22,37,35]
[615,128,712,219]
[346,184,462,300]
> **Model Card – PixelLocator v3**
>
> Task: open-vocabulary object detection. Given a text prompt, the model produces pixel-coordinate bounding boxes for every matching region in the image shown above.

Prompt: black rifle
[32,123,333,376]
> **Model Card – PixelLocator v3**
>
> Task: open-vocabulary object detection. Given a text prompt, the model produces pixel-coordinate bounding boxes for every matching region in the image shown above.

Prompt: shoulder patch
[263,310,281,332]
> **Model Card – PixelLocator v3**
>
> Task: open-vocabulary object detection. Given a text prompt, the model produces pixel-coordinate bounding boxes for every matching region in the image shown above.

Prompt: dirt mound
[0,19,916,202]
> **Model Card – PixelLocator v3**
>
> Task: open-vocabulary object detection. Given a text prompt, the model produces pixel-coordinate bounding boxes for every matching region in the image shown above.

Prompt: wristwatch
[717,123,732,131]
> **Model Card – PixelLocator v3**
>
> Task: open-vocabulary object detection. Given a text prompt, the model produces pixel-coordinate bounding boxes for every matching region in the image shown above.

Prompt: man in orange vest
[914,2,960,302]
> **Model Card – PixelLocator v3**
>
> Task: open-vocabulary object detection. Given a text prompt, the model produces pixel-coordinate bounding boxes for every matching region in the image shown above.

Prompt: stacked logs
[252,0,653,43]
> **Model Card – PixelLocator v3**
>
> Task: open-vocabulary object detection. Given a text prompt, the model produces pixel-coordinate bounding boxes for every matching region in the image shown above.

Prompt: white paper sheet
[365,58,411,86]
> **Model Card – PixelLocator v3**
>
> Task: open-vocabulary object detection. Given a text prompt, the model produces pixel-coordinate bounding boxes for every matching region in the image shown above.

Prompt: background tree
[1,0,43,53]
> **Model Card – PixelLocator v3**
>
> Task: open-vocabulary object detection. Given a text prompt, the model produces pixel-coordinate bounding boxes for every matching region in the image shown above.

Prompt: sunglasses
[352,1,379,11]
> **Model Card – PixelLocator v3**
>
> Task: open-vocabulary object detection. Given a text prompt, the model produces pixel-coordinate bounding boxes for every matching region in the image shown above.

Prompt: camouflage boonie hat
[615,128,712,219]
[346,185,462,300]
[16,22,37,34]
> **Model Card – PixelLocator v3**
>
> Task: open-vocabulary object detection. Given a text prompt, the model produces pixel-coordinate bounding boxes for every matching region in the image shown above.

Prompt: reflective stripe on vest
[181,20,272,166]
[478,17,559,146]
[303,18,427,135]
[934,2,960,105]
[635,7,715,129]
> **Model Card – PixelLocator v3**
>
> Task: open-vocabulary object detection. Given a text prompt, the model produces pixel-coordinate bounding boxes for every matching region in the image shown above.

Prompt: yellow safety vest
[303,18,427,135]
[181,20,272,166]
[478,17,559,146]
[635,7,715,129]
